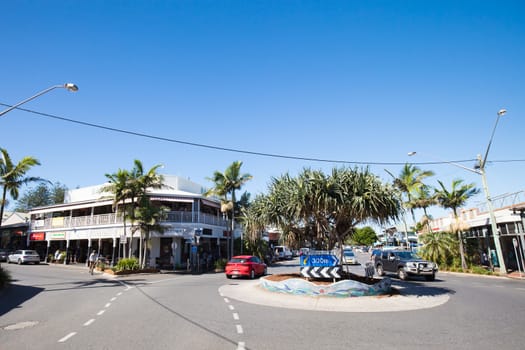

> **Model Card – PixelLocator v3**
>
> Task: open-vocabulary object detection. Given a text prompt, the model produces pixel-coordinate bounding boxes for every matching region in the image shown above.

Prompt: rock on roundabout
[218,273,450,313]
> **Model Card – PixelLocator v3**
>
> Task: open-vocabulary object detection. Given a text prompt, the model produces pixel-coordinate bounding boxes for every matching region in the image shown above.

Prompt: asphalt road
[1,253,524,350]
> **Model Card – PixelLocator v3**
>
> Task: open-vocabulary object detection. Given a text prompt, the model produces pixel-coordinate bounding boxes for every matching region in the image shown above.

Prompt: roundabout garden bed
[260,272,392,297]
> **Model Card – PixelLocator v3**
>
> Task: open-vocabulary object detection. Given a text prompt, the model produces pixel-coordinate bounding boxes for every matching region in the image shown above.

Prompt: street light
[0,83,79,117]
[409,108,508,274]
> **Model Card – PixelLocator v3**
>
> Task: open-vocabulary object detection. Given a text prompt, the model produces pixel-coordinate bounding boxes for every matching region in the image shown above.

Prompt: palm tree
[133,197,168,268]
[102,169,132,258]
[0,148,43,227]
[205,161,252,259]
[103,160,165,263]
[407,185,436,233]
[419,231,456,266]
[434,179,480,270]
[387,163,434,247]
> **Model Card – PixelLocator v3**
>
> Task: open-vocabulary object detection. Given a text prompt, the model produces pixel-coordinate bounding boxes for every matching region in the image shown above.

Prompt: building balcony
[31,211,228,230]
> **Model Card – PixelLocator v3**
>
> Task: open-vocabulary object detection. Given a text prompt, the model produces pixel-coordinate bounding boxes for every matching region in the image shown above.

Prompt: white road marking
[105,303,111,308]
[117,292,123,296]
[97,310,105,316]
[110,297,117,301]
[228,305,234,310]
[224,298,230,303]
[236,324,243,334]
[237,341,246,349]
[83,319,95,326]
[233,313,239,320]
[58,332,76,343]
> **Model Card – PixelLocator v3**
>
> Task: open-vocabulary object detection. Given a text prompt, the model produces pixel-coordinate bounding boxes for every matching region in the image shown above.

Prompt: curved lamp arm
[0,83,78,117]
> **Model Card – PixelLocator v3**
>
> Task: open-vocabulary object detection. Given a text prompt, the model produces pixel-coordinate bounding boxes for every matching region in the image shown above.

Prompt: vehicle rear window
[230,258,246,263]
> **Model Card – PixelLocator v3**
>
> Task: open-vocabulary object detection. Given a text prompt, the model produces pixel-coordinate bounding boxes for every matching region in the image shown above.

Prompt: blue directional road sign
[301,254,339,267]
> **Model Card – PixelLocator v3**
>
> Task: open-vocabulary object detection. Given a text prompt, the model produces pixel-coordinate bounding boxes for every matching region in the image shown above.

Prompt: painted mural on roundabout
[218,273,450,313]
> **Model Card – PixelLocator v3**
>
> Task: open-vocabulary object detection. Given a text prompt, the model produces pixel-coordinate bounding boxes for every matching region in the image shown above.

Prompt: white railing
[32,211,227,230]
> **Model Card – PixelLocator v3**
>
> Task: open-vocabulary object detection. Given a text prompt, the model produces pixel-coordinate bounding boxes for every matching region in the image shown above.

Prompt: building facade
[27,175,229,268]
[427,195,525,271]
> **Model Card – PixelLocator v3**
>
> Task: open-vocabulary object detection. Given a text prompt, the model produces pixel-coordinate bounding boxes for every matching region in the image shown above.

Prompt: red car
[225,255,267,279]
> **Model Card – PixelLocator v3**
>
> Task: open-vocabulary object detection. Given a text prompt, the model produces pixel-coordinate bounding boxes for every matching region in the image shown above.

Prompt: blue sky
[2,1,524,224]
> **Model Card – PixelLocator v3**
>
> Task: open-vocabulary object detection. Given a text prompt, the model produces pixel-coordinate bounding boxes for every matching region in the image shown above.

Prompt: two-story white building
[27,175,229,268]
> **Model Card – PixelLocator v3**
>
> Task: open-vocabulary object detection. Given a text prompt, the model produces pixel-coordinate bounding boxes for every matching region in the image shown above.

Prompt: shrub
[0,266,11,289]
[214,258,228,270]
[115,258,139,272]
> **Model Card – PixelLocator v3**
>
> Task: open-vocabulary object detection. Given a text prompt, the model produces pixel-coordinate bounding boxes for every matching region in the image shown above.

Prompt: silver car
[8,250,41,265]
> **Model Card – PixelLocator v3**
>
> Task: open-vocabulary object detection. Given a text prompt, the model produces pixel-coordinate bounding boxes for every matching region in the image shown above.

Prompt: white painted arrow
[310,267,320,278]
[320,267,331,278]
[300,267,310,278]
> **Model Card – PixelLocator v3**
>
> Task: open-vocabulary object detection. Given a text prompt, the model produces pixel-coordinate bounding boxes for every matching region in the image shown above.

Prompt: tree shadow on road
[390,279,455,297]
[0,284,44,317]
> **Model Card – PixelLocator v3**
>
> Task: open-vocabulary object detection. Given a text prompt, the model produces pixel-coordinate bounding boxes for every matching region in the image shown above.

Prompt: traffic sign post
[300,253,340,279]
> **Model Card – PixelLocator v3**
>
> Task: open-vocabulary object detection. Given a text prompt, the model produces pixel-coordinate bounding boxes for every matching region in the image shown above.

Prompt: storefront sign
[30,232,45,241]
[49,232,66,240]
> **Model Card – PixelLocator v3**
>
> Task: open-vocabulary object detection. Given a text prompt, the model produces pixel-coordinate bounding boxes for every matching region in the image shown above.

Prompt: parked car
[225,255,267,279]
[0,248,11,262]
[274,246,293,260]
[7,250,41,265]
[299,247,310,256]
[342,249,358,265]
[374,250,437,281]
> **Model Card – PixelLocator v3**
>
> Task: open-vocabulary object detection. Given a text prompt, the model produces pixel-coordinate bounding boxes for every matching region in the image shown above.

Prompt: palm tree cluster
[102,160,167,268]
[242,167,401,263]
[205,161,252,259]
[389,163,480,270]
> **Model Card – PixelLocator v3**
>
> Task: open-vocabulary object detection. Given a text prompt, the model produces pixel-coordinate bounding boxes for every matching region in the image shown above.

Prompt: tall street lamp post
[0,83,79,117]
[409,108,508,274]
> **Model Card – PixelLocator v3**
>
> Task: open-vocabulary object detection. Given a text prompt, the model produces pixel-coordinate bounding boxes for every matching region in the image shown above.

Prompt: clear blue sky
[2,1,524,224]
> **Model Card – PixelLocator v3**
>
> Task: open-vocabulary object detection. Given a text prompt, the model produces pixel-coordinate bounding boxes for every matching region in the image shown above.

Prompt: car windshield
[396,251,420,259]
[343,250,354,256]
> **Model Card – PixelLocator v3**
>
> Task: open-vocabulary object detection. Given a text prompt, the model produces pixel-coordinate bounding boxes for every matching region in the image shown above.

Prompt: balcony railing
[32,211,227,230]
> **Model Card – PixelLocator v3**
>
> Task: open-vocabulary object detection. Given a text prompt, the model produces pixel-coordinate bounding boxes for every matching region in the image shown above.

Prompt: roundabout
[218,274,451,313]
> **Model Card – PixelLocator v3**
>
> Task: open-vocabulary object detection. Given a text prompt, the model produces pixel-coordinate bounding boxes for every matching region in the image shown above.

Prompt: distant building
[427,192,525,271]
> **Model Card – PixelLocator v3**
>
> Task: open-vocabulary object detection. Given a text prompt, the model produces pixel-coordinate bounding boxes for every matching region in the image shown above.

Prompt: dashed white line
[236,324,243,334]
[228,305,235,310]
[237,341,246,350]
[233,313,239,320]
[105,303,111,308]
[83,319,95,326]
[224,297,230,303]
[110,297,117,301]
[97,310,105,316]
[117,292,123,296]
[58,332,76,343]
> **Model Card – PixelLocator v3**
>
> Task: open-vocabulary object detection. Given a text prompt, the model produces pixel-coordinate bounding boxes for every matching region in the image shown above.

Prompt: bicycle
[89,260,96,275]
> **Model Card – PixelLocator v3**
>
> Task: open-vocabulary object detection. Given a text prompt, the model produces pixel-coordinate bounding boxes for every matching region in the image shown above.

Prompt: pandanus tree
[244,167,401,267]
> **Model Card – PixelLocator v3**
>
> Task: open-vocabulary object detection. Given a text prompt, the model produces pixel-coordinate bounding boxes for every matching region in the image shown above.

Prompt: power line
[2,102,524,166]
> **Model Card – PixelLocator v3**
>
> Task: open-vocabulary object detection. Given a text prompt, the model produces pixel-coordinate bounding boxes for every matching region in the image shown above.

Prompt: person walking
[88,250,98,275]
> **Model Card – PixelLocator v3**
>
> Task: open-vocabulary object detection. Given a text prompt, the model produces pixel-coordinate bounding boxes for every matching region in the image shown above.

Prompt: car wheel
[35,261,40,265]
[249,269,255,279]
[18,259,22,265]
[226,274,232,279]
[425,273,435,281]
[376,264,384,276]
[263,267,267,276]
[398,268,408,280]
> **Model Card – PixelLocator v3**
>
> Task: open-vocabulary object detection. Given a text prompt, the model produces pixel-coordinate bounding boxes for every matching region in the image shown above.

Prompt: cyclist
[88,250,98,275]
